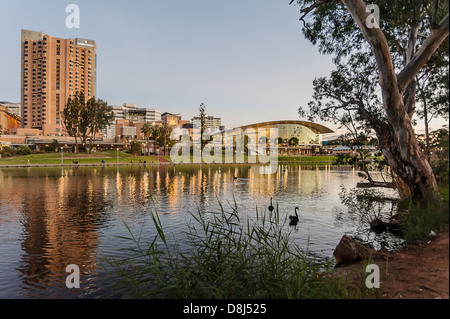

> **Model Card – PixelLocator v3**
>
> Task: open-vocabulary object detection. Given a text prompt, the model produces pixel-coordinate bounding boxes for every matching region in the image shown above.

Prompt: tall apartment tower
[21,29,97,136]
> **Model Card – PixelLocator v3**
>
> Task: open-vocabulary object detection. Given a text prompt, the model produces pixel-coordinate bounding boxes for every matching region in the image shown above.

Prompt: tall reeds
[104,202,360,299]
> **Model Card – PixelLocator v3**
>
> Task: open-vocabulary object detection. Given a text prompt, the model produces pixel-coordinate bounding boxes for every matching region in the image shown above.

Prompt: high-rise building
[20,29,97,136]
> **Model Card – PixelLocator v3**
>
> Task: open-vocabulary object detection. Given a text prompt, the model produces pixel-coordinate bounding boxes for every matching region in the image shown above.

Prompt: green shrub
[129,141,142,155]
[0,146,17,157]
[17,146,32,155]
[400,198,449,245]
[44,140,60,153]
[440,185,449,204]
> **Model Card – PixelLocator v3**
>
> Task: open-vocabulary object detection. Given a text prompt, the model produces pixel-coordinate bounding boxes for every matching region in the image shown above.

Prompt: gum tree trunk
[375,112,438,200]
[342,0,448,200]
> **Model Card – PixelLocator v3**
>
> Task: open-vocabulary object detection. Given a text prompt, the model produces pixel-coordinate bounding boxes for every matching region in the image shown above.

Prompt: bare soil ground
[336,226,449,299]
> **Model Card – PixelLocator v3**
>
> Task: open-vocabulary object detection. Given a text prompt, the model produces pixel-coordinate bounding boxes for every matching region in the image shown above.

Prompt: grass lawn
[1,152,340,165]
[278,155,337,162]
[0,150,160,165]
[1,152,388,166]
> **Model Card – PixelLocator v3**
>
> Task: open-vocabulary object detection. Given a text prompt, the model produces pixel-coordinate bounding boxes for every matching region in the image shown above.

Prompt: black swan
[289,207,299,225]
[268,198,274,213]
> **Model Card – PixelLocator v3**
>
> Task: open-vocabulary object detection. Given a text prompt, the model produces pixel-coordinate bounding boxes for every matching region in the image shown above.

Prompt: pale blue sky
[0,0,339,130]
[1,1,444,134]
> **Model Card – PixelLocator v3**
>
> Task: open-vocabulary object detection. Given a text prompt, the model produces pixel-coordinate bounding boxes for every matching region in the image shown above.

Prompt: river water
[0,164,399,298]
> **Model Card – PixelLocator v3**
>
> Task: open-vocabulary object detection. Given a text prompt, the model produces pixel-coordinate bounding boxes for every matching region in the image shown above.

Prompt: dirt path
[378,226,449,299]
[155,155,171,163]
[336,226,449,299]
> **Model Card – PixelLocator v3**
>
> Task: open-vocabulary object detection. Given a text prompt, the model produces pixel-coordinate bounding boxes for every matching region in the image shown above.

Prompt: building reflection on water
[12,168,119,298]
[0,164,358,298]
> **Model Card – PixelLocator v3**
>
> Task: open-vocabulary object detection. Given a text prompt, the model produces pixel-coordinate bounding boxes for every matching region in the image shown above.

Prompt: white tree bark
[340,0,448,199]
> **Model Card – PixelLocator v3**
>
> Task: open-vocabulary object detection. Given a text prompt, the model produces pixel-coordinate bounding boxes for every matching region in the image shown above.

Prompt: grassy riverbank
[105,189,449,299]
[278,155,337,162]
[0,152,338,166]
[0,150,160,166]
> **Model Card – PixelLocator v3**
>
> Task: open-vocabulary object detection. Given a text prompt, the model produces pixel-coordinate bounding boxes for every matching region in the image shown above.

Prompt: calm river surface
[0,164,397,298]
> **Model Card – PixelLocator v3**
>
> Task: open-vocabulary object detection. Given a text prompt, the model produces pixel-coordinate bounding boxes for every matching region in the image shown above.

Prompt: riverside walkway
[0,160,333,169]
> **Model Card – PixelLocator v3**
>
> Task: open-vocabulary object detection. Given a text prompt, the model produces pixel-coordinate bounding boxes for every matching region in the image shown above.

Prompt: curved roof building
[220,120,334,146]
[239,120,334,134]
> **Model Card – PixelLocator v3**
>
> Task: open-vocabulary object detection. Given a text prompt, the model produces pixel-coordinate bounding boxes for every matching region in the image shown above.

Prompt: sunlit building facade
[20,29,97,136]
[0,105,20,134]
[0,102,21,118]
[246,121,334,145]
[215,121,334,156]
[224,121,333,144]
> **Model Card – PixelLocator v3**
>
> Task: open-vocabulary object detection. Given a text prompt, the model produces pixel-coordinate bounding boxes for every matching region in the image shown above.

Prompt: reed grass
[104,201,373,299]
[399,196,449,245]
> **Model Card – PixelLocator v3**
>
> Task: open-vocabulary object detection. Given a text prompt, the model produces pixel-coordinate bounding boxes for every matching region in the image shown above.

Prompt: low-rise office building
[191,115,222,131]
[0,105,20,134]
[0,102,21,118]
[103,103,162,139]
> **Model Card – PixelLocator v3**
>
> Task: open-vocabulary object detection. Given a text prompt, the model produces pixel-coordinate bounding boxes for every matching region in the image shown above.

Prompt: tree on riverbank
[86,98,114,151]
[159,122,172,156]
[292,0,449,202]
[62,91,84,153]
[62,91,113,152]
[141,122,173,155]
[198,103,207,158]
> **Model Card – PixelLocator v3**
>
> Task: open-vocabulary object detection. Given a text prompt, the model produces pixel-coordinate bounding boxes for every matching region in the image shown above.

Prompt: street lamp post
[61,147,64,166]
[117,148,119,165]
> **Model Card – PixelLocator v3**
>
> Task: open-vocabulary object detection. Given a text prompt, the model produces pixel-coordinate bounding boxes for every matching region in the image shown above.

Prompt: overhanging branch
[290,0,340,27]
[341,0,399,102]
[397,13,449,92]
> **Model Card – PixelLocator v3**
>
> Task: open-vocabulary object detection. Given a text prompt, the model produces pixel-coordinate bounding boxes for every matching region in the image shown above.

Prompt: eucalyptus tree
[415,39,449,161]
[62,91,85,153]
[86,98,114,152]
[63,91,113,152]
[78,99,91,151]
[291,0,449,201]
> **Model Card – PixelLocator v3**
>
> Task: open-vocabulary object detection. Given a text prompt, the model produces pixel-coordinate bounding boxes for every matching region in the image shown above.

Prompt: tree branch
[403,79,417,119]
[341,0,402,116]
[397,13,449,92]
[299,0,337,18]
[290,0,340,28]
[356,99,388,136]
[432,0,440,28]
